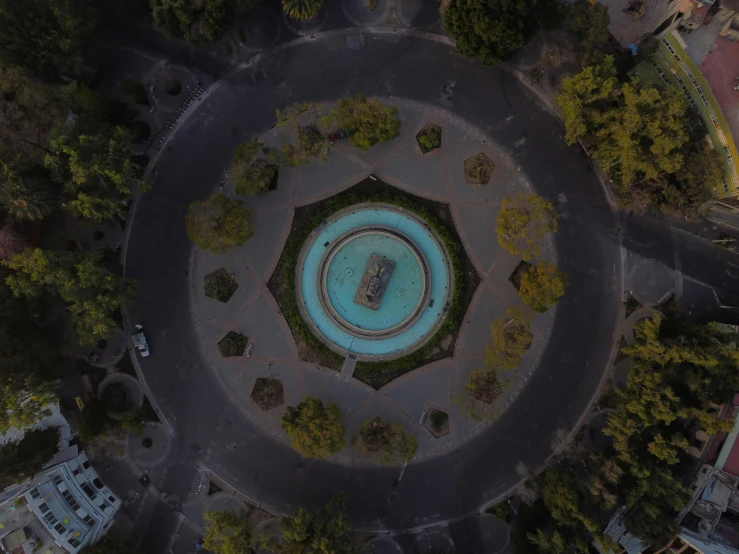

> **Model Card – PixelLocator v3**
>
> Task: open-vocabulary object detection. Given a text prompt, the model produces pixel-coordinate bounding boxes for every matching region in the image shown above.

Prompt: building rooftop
[600,0,694,46]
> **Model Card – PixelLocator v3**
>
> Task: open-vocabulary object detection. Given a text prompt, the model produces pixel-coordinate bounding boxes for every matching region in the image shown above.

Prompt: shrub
[121,408,147,434]
[282,0,322,19]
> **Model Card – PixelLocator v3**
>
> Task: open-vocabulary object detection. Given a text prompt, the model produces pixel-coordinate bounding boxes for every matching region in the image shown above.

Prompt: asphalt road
[125,34,622,530]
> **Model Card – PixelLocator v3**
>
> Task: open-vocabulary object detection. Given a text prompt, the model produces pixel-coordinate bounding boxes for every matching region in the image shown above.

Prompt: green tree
[329,95,401,151]
[0,377,57,433]
[230,140,279,195]
[282,0,322,19]
[352,417,417,464]
[566,1,611,67]
[486,307,533,370]
[556,58,709,215]
[556,57,619,145]
[0,0,97,80]
[58,82,136,131]
[45,124,143,222]
[0,161,56,220]
[261,495,356,554]
[593,82,688,190]
[151,0,238,43]
[497,193,558,261]
[2,248,137,345]
[519,262,567,312]
[79,535,139,554]
[202,510,251,554]
[0,426,60,487]
[186,194,254,254]
[0,62,60,155]
[277,102,329,166]
[443,0,540,65]
[281,396,345,459]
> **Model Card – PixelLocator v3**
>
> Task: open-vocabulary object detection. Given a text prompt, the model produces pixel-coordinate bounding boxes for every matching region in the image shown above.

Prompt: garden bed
[205,269,239,303]
[423,408,449,438]
[415,124,442,153]
[464,153,495,185]
[508,261,532,291]
[251,378,284,411]
[218,332,249,357]
[267,177,480,386]
[101,383,130,413]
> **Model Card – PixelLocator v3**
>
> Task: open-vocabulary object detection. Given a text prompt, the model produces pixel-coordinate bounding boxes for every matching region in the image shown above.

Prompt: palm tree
[0,164,55,220]
[282,0,322,20]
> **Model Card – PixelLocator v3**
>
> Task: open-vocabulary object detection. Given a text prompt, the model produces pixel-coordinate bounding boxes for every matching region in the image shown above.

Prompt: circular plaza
[297,204,452,360]
[125,32,623,530]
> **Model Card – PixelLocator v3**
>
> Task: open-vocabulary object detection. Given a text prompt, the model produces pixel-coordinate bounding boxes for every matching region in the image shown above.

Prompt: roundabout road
[125,33,622,530]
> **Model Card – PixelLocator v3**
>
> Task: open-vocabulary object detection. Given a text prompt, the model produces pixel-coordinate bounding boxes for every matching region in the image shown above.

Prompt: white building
[0,406,121,554]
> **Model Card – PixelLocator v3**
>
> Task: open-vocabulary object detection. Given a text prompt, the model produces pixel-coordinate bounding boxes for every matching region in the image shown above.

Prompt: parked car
[131,324,150,357]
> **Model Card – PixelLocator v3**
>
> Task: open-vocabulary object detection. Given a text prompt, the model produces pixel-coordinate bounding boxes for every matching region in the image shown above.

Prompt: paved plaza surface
[126,32,623,531]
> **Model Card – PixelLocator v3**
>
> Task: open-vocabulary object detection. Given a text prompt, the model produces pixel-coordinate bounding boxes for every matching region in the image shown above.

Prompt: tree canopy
[0,161,56,220]
[282,0,323,20]
[151,0,238,43]
[566,1,611,67]
[202,510,251,554]
[444,0,540,65]
[352,417,417,464]
[519,262,567,312]
[0,0,97,80]
[281,396,345,459]
[0,426,59,487]
[330,95,401,151]
[556,56,721,215]
[486,307,533,370]
[45,124,143,222]
[0,62,60,156]
[79,536,139,554]
[497,193,558,261]
[2,248,137,345]
[186,193,254,254]
[230,139,279,195]
[259,495,356,554]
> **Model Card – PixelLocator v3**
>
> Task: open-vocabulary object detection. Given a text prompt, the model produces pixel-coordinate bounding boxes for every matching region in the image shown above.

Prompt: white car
[131,324,150,357]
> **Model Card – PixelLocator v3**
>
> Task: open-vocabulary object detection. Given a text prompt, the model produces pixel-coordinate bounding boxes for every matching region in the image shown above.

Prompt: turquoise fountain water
[298,205,452,359]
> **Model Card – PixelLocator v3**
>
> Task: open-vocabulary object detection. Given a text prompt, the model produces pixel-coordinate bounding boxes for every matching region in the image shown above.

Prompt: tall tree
[0,426,60,487]
[202,510,251,554]
[79,536,139,554]
[258,495,356,554]
[518,262,567,312]
[0,161,56,220]
[329,95,401,151]
[0,62,60,155]
[45,124,143,222]
[282,0,323,20]
[186,193,254,254]
[151,0,239,43]
[497,193,558,261]
[0,0,97,80]
[444,0,541,65]
[2,248,137,345]
[0,377,57,433]
[281,396,345,459]
[230,139,279,195]
[486,306,533,370]
[566,1,611,67]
